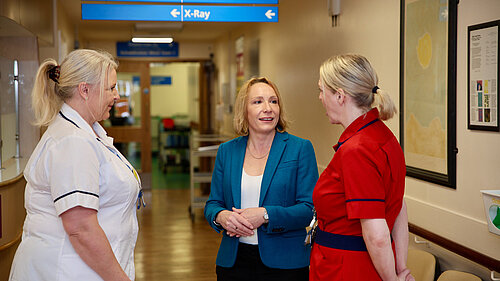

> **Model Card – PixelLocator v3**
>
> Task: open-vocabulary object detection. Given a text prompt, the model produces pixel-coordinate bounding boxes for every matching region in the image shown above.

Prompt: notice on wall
[468,21,499,131]
[235,36,245,97]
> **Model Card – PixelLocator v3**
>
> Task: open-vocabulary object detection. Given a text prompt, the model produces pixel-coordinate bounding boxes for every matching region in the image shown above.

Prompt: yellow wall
[212,0,500,277]
[150,62,199,121]
[57,0,76,61]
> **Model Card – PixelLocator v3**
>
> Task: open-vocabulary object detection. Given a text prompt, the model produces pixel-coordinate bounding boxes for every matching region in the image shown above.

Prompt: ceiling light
[131,37,174,43]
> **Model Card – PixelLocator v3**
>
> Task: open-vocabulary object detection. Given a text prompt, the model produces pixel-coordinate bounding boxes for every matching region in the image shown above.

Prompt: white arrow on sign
[171,9,180,18]
[265,10,275,19]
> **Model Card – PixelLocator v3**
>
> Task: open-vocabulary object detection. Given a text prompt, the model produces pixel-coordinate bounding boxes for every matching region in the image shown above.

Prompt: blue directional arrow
[82,4,278,22]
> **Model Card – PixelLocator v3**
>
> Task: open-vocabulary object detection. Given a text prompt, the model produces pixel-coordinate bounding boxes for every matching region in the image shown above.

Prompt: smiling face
[88,68,119,122]
[318,79,342,125]
[246,82,280,136]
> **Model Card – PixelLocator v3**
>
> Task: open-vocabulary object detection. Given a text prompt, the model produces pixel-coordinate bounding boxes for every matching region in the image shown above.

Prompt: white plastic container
[480,190,500,236]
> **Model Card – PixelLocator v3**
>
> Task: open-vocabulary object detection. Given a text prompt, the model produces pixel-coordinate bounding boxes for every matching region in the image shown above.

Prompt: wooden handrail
[0,232,22,252]
[0,173,24,188]
[409,223,500,272]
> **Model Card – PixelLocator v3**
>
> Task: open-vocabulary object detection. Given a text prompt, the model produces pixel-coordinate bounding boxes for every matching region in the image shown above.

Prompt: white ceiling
[60,0,246,43]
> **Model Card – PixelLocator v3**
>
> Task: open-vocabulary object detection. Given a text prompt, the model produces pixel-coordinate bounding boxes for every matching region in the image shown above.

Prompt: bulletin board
[468,20,500,131]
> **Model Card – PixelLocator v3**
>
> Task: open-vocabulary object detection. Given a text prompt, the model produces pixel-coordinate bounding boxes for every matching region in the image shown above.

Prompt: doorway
[104,59,214,189]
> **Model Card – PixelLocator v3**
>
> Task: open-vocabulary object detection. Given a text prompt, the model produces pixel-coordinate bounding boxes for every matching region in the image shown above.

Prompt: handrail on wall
[409,223,500,273]
[0,232,22,252]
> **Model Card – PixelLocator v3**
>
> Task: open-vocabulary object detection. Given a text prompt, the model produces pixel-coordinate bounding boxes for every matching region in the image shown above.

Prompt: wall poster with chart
[400,0,457,188]
[468,20,499,131]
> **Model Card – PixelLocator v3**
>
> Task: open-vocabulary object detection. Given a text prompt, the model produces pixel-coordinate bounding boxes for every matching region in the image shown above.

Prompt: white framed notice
[468,20,499,131]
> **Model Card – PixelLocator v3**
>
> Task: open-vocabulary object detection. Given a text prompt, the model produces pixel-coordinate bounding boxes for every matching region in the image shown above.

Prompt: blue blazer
[204,131,318,269]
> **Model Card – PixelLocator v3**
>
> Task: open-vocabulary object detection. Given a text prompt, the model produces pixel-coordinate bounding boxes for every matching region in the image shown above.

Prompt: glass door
[103,61,152,181]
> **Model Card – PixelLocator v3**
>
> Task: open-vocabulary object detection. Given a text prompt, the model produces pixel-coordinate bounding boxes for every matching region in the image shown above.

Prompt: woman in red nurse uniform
[310,54,415,281]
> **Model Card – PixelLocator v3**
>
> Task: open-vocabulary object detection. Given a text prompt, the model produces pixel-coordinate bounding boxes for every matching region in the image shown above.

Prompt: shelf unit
[157,120,190,173]
[189,134,229,219]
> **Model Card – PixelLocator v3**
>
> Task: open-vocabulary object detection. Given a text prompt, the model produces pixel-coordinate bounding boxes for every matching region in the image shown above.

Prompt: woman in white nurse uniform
[9,49,144,281]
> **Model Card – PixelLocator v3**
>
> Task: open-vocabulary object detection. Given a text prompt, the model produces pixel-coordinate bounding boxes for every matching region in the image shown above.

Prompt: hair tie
[48,65,60,83]
[372,86,379,94]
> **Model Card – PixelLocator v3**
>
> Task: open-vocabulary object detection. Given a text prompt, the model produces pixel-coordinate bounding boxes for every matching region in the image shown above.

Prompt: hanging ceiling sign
[82,3,278,22]
[102,0,278,3]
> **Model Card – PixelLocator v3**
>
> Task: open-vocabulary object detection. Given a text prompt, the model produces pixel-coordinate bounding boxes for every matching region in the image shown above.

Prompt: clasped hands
[397,268,416,281]
[216,207,267,237]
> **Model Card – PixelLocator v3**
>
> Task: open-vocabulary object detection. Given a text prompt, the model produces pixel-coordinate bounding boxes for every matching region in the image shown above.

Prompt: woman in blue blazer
[204,77,318,281]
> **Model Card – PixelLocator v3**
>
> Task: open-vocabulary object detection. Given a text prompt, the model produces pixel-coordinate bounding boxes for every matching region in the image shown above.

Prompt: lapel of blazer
[259,131,288,206]
[230,136,248,209]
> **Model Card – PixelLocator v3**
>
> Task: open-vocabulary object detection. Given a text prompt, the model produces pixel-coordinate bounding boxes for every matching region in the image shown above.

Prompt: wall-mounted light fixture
[328,0,341,27]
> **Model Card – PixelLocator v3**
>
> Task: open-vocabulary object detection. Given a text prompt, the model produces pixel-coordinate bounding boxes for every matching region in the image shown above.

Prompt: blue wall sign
[151,76,172,85]
[132,76,173,85]
[82,4,278,22]
[116,42,179,57]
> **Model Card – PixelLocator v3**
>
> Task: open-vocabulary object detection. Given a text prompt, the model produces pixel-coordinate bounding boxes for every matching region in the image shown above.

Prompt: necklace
[246,146,270,159]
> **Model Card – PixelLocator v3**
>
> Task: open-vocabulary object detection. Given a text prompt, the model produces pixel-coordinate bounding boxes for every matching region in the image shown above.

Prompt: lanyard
[59,111,145,210]
[306,118,381,245]
[96,139,146,210]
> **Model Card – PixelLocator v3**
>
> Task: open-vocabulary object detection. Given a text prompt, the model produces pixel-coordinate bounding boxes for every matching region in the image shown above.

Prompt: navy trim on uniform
[59,111,80,128]
[336,119,379,150]
[345,198,385,203]
[314,228,367,251]
[54,190,99,203]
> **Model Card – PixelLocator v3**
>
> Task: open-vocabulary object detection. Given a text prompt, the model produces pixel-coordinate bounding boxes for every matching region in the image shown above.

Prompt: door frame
[105,58,213,186]
[106,61,152,173]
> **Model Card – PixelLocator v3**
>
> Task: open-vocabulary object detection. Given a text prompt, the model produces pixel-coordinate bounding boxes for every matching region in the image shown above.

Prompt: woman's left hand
[232,207,267,229]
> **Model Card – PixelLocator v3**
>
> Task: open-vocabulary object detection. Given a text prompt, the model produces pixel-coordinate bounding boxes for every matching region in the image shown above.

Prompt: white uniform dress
[9,103,141,281]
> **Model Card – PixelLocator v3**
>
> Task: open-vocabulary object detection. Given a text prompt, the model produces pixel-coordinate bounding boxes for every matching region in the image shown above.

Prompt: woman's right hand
[397,268,415,281]
[216,210,254,237]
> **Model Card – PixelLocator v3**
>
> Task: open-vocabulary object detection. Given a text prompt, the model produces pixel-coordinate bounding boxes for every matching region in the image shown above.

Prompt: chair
[406,248,437,281]
[437,270,481,281]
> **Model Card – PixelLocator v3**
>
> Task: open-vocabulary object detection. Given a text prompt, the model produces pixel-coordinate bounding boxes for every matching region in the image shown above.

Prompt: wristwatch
[263,209,269,223]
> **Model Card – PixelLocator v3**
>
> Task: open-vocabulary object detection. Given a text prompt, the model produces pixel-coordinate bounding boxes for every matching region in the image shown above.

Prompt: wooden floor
[135,189,221,281]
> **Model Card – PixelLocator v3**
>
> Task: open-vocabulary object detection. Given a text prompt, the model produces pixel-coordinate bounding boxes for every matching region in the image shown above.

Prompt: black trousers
[216,243,309,281]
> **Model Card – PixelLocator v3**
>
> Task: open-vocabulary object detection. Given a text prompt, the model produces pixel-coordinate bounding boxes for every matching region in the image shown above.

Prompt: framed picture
[399,0,457,188]
[468,20,499,131]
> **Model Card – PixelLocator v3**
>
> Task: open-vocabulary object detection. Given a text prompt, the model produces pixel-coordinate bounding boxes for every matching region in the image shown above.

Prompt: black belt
[313,228,367,251]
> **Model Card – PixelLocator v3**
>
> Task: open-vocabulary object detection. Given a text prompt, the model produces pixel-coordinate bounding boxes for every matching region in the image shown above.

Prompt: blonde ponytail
[31,49,118,127]
[373,87,397,121]
[32,59,63,127]
[320,54,397,121]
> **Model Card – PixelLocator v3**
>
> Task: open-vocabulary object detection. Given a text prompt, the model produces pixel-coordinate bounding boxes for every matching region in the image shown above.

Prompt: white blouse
[9,103,140,281]
[239,168,263,245]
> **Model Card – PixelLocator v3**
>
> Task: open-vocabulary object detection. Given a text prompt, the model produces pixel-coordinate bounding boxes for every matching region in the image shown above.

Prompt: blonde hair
[319,54,397,120]
[233,77,288,136]
[32,49,118,127]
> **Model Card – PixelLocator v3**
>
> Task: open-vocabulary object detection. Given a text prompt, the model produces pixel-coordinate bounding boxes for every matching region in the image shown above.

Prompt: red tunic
[310,108,406,281]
